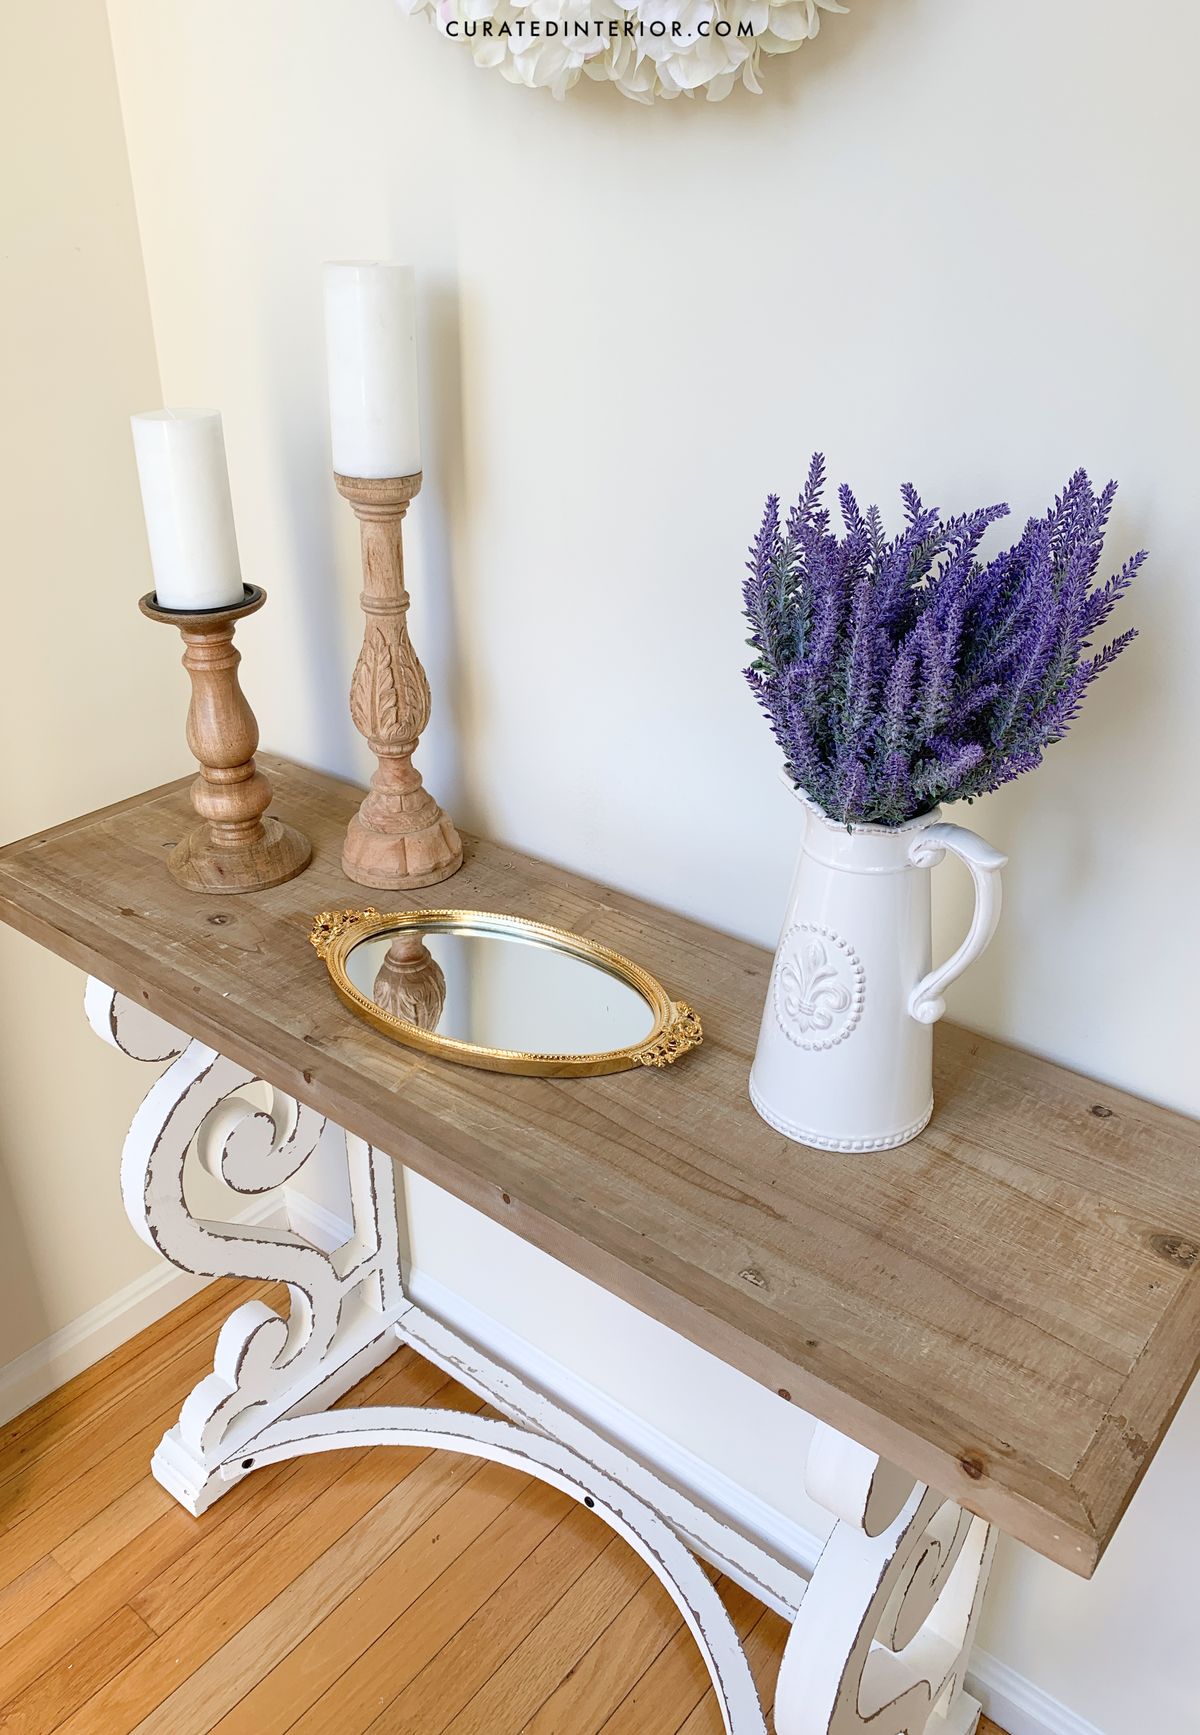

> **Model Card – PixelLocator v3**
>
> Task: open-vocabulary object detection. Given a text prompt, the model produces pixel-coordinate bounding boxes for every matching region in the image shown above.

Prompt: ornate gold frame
[310,908,702,1078]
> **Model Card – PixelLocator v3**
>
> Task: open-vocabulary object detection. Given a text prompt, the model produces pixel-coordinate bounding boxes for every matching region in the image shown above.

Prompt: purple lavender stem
[742,456,1141,826]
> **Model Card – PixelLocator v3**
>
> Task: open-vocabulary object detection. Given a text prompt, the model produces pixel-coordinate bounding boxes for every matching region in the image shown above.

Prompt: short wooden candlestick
[139,585,312,894]
[334,471,463,890]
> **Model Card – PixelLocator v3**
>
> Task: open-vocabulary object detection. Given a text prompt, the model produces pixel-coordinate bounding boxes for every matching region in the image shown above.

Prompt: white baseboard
[409,1264,831,1575]
[0,1199,279,1428]
[0,1182,1106,1735]
[967,1653,1106,1735]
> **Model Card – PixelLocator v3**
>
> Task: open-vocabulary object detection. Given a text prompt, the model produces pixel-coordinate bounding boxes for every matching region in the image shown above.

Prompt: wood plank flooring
[0,1282,1008,1734]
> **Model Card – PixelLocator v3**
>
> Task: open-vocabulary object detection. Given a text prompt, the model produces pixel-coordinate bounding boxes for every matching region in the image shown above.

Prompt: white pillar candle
[324,262,422,480]
[131,410,245,611]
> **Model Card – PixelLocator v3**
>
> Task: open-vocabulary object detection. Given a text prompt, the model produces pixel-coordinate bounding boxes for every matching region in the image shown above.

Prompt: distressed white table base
[87,982,993,1735]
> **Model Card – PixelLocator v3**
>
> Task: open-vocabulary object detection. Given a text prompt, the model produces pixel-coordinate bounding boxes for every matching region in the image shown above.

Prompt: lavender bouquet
[742,456,1142,828]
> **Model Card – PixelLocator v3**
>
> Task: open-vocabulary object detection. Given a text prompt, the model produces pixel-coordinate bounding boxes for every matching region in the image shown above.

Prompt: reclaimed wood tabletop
[3,756,1198,1577]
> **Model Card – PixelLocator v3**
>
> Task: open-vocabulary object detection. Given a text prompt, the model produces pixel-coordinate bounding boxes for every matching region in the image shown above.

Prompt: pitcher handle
[907,823,1007,1025]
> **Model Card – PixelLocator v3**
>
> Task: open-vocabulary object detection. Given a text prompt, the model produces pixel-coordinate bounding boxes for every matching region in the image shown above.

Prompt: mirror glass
[344,919,658,1057]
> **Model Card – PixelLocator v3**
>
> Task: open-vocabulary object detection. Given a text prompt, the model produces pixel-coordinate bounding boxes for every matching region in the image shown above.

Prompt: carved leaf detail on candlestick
[336,471,463,891]
[350,624,431,749]
[372,933,447,1032]
[395,631,432,739]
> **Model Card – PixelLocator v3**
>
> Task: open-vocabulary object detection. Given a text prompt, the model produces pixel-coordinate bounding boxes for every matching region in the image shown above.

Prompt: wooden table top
[3,757,1198,1577]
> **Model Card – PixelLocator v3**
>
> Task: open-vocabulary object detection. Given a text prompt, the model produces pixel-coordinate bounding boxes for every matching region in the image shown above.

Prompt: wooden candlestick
[371,932,447,1031]
[334,471,463,890]
[139,585,312,894]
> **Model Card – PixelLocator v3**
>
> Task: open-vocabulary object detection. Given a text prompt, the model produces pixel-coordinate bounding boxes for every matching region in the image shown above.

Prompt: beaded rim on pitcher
[749,1077,934,1153]
[781,773,943,837]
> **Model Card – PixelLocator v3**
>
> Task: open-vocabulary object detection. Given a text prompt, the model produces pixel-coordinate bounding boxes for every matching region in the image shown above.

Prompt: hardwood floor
[0,1282,1008,1734]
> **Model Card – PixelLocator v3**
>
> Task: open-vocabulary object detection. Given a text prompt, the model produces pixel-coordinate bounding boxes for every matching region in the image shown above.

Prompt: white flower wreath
[398,0,846,103]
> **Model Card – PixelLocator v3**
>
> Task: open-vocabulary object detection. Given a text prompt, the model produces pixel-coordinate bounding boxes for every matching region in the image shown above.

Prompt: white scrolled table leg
[86,981,405,1514]
[775,1422,995,1735]
[86,982,992,1735]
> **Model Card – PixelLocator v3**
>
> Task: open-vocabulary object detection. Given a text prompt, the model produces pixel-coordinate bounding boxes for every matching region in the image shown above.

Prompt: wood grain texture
[2,757,1198,1574]
[138,591,311,894]
[334,473,463,890]
[0,1279,1014,1734]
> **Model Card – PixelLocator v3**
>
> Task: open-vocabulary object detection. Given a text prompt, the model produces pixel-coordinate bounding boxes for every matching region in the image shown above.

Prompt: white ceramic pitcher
[749,783,1006,1152]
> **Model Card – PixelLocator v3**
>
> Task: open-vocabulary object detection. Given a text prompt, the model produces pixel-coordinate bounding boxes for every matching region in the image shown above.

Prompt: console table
[3,758,1199,1735]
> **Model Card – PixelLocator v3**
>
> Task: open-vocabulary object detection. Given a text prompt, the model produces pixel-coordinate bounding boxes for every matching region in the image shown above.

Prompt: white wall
[48,1,1200,1728]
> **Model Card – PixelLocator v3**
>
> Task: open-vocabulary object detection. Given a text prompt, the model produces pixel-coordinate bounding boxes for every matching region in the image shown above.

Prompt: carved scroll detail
[88,982,405,1512]
[776,1424,994,1735]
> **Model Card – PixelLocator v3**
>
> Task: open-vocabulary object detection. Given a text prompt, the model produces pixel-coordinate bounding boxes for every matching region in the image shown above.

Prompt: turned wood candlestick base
[139,586,312,894]
[335,471,463,891]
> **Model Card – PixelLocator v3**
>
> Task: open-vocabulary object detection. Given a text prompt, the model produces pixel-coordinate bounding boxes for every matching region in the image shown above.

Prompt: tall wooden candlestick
[335,471,463,890]
[139,585,312,894]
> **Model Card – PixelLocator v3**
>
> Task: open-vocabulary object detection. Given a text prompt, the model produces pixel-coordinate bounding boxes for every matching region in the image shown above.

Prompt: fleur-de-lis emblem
[778,939,851,1032]
[773,924,864,1051]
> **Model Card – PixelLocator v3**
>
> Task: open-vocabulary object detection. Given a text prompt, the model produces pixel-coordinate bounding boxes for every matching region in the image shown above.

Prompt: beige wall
[103,7,1200,1730]
[0,0,178,1362]
[1,1,1194,1727]
[103,0,1199,1119]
